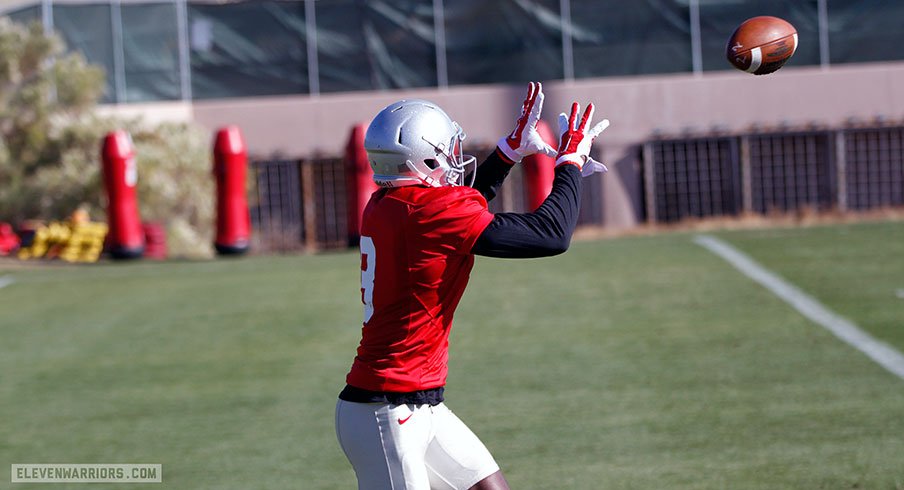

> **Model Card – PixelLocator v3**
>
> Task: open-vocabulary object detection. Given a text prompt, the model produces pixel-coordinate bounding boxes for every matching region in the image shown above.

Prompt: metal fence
[747,131,836,214]
[251,158,346,252]
[843,127,904,211]
[643,137,741,223]
[643,125,904,223]
[251,159,303,251]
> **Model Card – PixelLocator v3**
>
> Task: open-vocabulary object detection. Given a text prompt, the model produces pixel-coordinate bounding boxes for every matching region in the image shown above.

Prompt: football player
[336,82,609,490]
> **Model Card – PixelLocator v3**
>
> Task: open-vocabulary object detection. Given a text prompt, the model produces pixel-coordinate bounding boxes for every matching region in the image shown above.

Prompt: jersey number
[360,236,375,323]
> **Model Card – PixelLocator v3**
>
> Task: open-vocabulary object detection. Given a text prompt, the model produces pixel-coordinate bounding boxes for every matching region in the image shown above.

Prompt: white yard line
[0,275,14,289]
[695,235,904,381]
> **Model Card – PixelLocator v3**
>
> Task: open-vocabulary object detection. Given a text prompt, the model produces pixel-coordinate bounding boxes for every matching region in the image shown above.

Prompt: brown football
[726,16,798,75]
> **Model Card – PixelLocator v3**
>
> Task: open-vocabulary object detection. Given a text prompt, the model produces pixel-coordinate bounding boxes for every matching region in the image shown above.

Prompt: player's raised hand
[555,102,610,176]
[497,81,557,162]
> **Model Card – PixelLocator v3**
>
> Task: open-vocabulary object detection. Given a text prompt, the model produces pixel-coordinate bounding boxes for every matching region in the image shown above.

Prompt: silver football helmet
[364,99,477,188]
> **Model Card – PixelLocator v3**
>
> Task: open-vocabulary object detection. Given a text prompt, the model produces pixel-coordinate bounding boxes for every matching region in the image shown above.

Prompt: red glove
[555,102,609,175]
[497,82,556,162]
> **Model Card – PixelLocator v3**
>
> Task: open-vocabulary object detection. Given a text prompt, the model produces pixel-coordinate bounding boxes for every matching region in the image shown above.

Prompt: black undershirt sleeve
[472,164,582,258]
[471,148,516,202]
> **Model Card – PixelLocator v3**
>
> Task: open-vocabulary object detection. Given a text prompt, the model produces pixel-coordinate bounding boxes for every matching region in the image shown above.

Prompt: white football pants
[335,400,499,490]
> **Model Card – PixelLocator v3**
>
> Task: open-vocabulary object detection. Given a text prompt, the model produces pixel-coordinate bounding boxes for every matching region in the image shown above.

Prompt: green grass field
[2,220,903,489]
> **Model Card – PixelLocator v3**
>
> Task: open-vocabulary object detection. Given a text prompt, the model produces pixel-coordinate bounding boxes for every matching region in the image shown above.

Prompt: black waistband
[339,384,445,406]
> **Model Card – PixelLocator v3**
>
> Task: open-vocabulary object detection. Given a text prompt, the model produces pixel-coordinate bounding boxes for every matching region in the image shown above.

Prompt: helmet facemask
[410,122,476,187]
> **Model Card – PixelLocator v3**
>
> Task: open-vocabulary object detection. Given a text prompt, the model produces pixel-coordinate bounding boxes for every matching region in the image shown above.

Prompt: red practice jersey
[346,185,495,393]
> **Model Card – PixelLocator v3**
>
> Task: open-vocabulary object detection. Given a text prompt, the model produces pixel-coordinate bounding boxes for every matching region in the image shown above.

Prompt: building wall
[96,101,193,126]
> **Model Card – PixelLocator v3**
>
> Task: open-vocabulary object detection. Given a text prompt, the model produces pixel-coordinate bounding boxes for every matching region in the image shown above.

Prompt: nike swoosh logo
[397,414,413,425]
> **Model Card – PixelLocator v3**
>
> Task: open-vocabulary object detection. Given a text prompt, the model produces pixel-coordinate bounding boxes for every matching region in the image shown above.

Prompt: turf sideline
[695,234,904,381]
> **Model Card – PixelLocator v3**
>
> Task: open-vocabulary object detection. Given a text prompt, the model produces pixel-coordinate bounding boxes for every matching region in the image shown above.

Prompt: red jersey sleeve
[411,187,495,255]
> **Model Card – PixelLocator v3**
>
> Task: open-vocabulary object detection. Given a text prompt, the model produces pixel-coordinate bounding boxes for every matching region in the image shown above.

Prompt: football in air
[726,16,798,75]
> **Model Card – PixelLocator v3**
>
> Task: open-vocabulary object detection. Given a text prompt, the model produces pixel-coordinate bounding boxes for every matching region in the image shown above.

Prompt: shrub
[0,18,214,257]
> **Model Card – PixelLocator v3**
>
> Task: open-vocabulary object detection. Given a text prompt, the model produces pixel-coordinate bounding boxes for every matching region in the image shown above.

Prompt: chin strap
[373,175,421,188]
[405,160,446,187]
